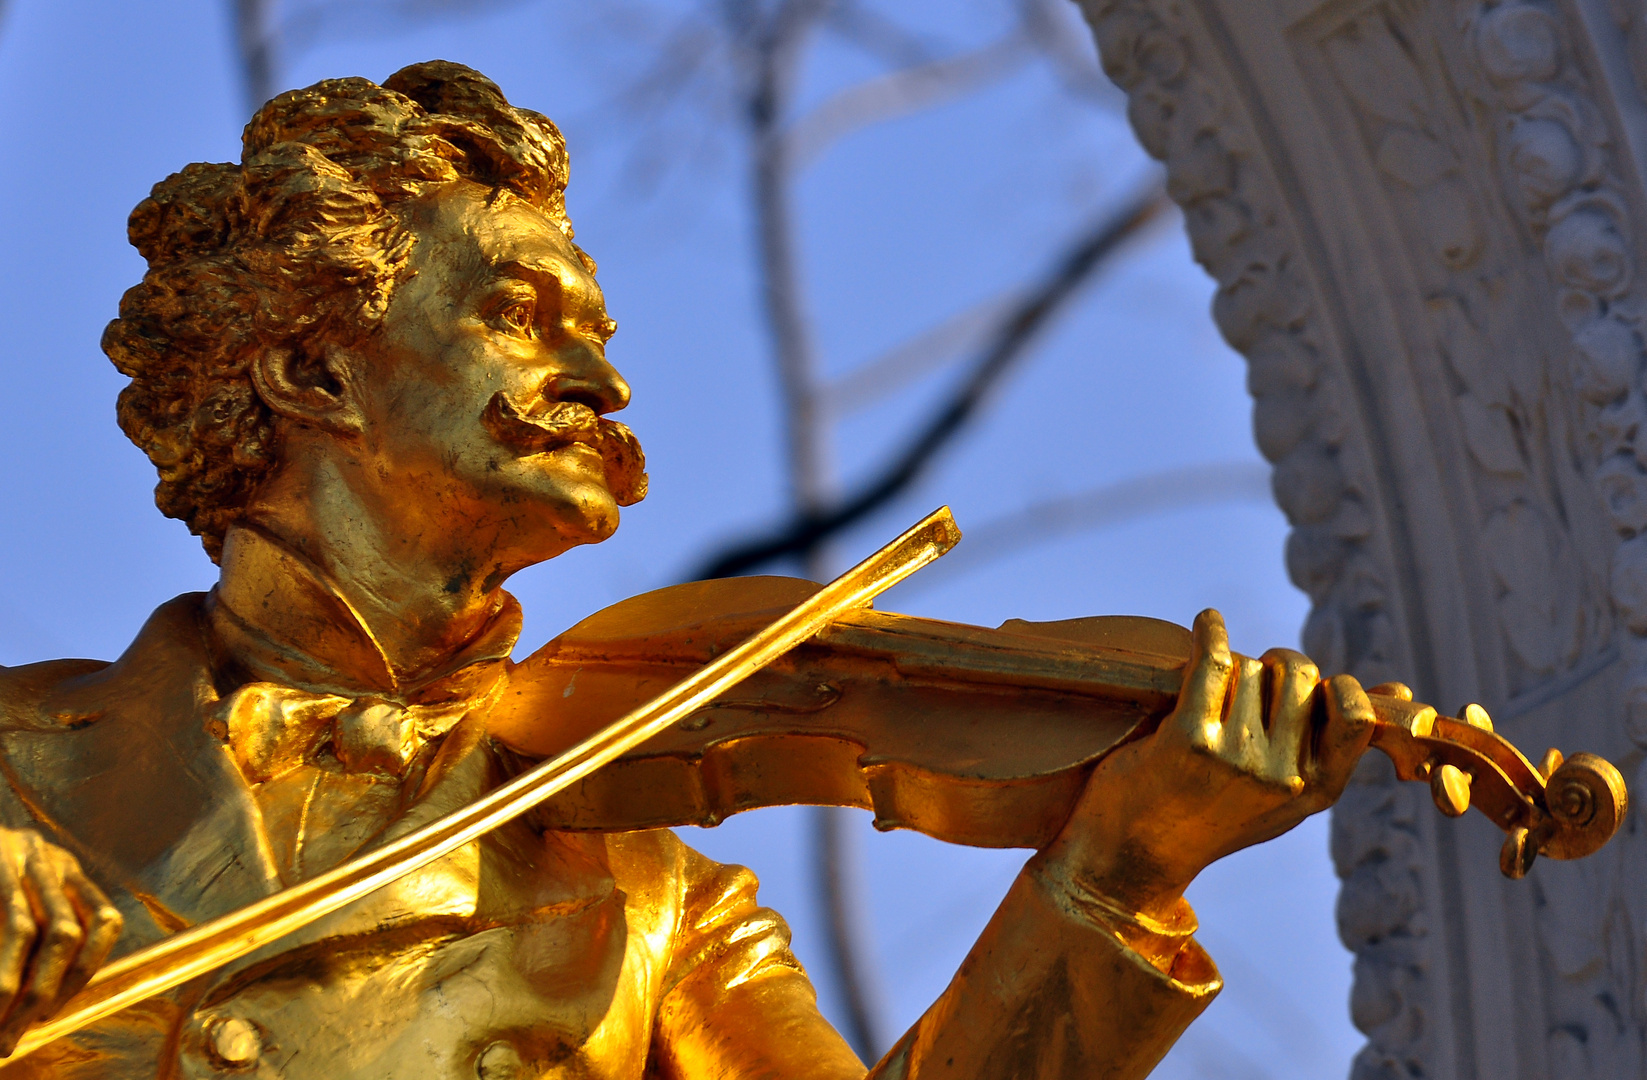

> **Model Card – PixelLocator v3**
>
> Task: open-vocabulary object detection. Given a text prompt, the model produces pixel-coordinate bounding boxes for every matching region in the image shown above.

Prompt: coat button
[206,1016,262,1069]
[476,1040,525,1079]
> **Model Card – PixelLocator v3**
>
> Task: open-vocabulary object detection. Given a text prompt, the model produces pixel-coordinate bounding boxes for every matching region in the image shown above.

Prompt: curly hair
[103,60,588,561]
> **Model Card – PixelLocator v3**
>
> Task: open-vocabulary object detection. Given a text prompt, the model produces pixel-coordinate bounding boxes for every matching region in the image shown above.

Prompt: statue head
[103,60,645,568]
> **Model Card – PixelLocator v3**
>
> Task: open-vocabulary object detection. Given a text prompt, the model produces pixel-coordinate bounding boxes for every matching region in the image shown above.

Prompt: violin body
[492,576,1187,848]
[490,576,1627,877]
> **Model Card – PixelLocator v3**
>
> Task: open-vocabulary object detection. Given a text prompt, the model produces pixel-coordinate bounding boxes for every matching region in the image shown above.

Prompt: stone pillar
[1075,1,1647,1077]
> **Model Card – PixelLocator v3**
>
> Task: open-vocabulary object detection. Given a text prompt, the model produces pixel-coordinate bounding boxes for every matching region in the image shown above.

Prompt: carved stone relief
[1077,0,1647,1076]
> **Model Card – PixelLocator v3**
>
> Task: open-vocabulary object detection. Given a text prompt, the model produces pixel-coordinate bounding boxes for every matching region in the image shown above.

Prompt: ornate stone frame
[1078,1,1647,1076]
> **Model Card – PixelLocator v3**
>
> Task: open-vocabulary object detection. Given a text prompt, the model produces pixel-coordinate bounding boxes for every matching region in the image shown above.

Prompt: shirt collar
[208,525,522,704]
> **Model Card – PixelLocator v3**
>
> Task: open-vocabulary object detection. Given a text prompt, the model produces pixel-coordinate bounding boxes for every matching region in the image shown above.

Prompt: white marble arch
[1074,0,1647,1077]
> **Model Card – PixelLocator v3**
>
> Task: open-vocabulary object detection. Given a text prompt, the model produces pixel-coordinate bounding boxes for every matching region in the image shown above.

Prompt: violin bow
[1,507,963,1064]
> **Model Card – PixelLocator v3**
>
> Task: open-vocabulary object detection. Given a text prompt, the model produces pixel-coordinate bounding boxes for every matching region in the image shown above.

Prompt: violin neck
[812,610,1187,711]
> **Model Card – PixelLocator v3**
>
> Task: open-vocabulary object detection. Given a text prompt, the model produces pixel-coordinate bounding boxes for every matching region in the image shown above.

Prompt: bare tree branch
[1014,0,1124,106]
[575,7,742,197]
[822,1,941,68]
[620,15,726,110]
[691,181,1171,581]
[264,0,545,112]
[734,0,837,516]
[726,2,891,1059]
[233,0,278,114]
[785,32,1033,170]
[820,291,1019,417]
[279,0,542,67]
[813,806,886,1061]
[890,461,1273,596]
[234,0,552,124]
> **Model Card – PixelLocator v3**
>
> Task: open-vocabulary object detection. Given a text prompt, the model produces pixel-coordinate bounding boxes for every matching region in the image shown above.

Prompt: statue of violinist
[0,60,1560,1080]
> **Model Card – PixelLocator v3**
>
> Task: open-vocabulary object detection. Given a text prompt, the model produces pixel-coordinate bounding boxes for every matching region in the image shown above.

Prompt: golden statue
[0,62,1623,1079]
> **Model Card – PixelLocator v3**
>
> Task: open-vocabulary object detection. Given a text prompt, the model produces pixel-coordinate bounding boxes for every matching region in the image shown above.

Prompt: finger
[0,841,37,1056]
[0,836,84,1045]
[1314,674,1376,801]
[1221,655,1270,764]
[1172,610,1235,744]
[1261,648,1320,782]
[50,852,121,1010]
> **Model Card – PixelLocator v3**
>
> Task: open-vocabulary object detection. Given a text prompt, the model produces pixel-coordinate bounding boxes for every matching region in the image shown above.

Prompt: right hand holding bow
[0,827,122,1055]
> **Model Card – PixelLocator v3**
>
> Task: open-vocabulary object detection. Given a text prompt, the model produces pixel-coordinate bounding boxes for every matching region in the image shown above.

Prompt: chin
[505,494,619,571]
[544,483,622,546]
[490,454,623,551]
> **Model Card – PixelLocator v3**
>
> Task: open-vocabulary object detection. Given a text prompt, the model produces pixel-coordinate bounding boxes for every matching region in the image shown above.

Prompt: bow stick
[2,506,963,1064]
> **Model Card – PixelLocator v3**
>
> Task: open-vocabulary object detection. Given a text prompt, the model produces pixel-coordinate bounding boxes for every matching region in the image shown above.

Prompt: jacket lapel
[4,594,280,935]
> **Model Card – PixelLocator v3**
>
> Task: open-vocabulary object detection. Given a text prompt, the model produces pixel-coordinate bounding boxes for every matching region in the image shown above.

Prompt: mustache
[482,390,648,507]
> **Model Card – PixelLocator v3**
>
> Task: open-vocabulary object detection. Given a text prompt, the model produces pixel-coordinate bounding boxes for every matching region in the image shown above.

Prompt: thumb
[1171,609,1235,742]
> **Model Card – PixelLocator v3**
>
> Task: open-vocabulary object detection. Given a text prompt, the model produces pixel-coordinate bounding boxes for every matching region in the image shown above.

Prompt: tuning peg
[1501,825,1536,879]
[1538,748,1564,780]
[1430,763,1471,817]
[1460,703,1494,732]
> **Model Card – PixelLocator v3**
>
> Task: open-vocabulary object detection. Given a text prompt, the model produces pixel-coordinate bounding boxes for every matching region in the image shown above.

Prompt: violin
[493,574,1627,881]
[6,507,1626,1064]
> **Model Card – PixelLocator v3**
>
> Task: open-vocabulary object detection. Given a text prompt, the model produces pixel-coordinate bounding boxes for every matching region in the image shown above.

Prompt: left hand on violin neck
[1042,608,1374,925]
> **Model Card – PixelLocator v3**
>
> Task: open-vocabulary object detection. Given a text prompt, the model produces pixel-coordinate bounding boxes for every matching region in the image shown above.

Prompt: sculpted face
[317,182,643,575]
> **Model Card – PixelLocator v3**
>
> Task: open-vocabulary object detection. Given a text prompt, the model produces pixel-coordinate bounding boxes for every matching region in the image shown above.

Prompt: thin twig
[813,807,886,1064]
[620,16,727,112]
[735,0,837,516]
[785,32,1034,170]
[691,181,1171,580]
[1015,0,1125,106]
[888,461,1273,597]
[823,1,940,68]
[279,0,540,58]
[821,291,1020,417]
[233,0,278,114]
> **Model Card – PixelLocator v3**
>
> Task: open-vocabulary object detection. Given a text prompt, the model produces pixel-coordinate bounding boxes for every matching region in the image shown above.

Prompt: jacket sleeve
[868,854,1221,1080]
[648,842,867,1080]
[650,842,1219,1080]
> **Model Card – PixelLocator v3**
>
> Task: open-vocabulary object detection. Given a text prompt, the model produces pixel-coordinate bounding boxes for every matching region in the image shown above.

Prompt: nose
[544,340,630,415]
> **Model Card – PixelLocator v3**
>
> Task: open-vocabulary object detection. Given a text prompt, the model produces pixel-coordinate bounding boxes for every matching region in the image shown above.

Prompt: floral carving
[1457,6,1647,1068]
[1319,2,1617,699]
[1083,0,1647,1076]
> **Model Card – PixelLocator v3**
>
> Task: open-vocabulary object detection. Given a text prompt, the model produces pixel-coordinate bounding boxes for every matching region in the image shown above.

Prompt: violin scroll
[1364,693,1626,879]
[1537,752,1627,862]
[1495,751,1625,879]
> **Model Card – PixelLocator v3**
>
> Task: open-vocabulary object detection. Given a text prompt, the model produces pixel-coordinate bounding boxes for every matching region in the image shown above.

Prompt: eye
[495,297,536,336]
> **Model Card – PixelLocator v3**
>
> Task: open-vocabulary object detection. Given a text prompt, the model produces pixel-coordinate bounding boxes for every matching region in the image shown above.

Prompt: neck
[235,445,511,681]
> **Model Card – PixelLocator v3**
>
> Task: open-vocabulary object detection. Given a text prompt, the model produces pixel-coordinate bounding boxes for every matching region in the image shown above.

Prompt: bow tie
[209,683,482,783]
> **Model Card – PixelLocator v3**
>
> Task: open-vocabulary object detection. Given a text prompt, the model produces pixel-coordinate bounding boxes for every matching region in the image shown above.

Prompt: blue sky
[0,2,1354,1075]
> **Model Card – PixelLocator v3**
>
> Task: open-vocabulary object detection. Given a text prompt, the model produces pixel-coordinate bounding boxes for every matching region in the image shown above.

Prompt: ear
[249,344,366,435]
